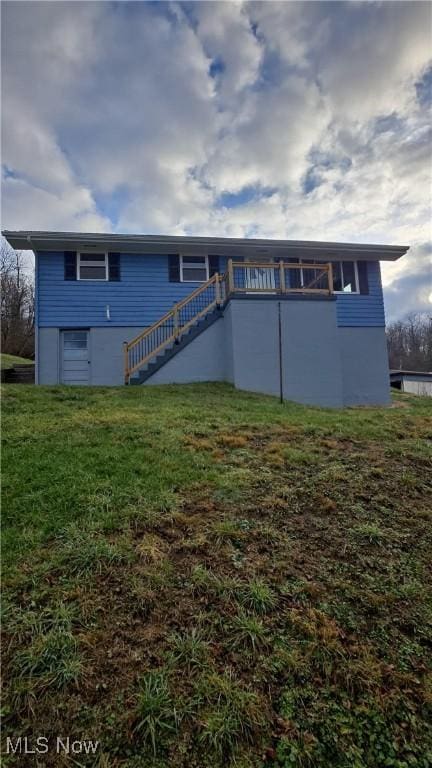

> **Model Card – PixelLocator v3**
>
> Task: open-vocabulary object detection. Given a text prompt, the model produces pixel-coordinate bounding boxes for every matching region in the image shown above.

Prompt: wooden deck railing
[124,261,333,383]
[226,261,333,295]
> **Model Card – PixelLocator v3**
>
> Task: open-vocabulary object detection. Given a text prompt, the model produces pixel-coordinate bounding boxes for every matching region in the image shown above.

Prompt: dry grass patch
[217,433,250,449]
[135,532,169,563]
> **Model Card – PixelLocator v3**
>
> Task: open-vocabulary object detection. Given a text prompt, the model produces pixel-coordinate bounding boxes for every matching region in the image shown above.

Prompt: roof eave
[1,230,410,261]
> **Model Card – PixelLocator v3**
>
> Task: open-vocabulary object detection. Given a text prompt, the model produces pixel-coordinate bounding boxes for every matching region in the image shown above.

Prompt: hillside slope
[2,384,431,767]
[1,353,34,369]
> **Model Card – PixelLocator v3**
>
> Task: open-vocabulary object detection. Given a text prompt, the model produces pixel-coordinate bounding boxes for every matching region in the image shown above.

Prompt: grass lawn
[0,353,34,369]
[1,383,431,767]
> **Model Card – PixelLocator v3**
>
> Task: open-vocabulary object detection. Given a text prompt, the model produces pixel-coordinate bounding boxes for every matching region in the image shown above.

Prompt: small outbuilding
[390,370,432,397]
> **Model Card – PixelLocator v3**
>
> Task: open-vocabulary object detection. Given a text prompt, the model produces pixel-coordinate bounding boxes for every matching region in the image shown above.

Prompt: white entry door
[61,331,90,385]
[245,264,276,291]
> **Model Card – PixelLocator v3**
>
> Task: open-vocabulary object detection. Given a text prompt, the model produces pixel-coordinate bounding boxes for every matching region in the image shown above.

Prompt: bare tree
[1,239,35,358]
[387,313,432,372]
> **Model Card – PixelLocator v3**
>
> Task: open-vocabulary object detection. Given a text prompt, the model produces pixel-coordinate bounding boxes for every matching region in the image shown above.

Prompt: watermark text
[5,736,100,756]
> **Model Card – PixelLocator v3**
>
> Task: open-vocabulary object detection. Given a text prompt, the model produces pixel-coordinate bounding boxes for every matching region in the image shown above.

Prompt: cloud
[382,243,432,322]
[1,0,431,320]
[202,75,330,193]
[250,1,432,119]
[2,175,110,233]
[192,1,262,100]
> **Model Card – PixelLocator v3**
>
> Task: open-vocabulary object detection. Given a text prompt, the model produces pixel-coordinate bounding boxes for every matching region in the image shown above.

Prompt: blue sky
[1,0,431,320]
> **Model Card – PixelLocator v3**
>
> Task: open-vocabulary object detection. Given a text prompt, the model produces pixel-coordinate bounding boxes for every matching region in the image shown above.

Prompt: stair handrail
[124,272,221,383]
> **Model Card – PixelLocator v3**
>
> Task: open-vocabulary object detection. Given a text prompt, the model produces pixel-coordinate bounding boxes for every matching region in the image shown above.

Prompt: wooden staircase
[128,305,223,385]
[124,272,225,384]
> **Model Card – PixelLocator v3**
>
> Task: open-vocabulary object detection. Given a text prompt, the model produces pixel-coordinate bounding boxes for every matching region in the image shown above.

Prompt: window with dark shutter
[77,253,108,280]
[180,255,209,282]
[168,255,180,282]
[64,251,77,280]
[357,261,369,295]
[108,253,121,281]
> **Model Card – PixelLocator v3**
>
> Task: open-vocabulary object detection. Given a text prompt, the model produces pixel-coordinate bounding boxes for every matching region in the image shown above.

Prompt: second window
[180,255,209,282]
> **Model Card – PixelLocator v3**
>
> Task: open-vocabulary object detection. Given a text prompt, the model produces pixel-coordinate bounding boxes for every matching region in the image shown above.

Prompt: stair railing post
[123,341,129,384]
[327,262,333,295]
[215,273,221,306]
[279,260,285,293]
[173,305,179,340]
[228,259,234,296]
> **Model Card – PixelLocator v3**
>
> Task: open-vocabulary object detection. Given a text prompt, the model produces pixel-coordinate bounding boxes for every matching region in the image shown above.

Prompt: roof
[1,230,409,261]
[390,370,432,379]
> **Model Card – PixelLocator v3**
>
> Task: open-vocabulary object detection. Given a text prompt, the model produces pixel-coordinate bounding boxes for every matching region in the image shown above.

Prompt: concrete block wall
[339,327,390,406]
[144,297,390,407]
[37,297,391,407]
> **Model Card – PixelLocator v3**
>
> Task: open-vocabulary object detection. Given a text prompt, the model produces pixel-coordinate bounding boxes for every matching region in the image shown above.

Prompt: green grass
[2,383,432,767]
[197,671,265,759]
[14,627,82,689]
[134,671,179,755]
[0,353,34,369]
[229,610,269,653]
[168,629,210,675]
[237,579,278,614]
[55,522,133,575]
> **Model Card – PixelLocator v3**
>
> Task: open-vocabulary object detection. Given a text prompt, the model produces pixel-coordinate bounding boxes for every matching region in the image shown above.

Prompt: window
[77,253,108,281]
[299,260,359,293]
[180,255,209,282]
[63,331,87,349]
[331,261,359,293]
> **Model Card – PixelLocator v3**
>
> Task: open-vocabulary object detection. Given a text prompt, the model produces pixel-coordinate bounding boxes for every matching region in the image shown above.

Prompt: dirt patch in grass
[2,385,432,766]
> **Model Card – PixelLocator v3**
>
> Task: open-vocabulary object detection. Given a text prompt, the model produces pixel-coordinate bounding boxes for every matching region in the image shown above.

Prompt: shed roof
[390,370,432,380]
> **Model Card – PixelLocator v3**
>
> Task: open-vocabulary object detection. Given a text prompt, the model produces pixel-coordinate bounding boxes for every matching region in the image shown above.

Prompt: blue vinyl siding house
[3,231,409,406]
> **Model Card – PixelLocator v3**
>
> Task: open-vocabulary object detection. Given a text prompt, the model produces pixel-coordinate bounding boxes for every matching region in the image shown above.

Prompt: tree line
[386,313,432,372]
[1,241,35,359]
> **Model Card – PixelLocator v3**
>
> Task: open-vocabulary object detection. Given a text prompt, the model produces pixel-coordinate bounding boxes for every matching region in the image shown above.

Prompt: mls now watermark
[6,736,100,755]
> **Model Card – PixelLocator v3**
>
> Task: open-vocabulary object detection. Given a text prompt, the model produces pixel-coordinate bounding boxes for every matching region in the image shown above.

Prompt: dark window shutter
[168,254,180,282]
[64,251,77,280]
[357,261,369,294]
[108,252,121,281]
[208,255,220,277]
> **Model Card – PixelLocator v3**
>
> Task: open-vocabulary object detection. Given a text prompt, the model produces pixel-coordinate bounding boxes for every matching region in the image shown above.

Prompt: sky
[1,0,431,322]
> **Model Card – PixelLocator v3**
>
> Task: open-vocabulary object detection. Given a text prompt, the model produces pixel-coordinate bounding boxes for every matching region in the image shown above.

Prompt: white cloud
[250,1,432,120]
[203,76,330,193]
[193,1,262,100]
[382,243,432,322]
[2,176,110,232]
[1,0,431,319]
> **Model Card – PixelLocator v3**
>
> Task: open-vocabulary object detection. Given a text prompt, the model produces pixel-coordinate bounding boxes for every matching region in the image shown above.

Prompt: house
[2,231,409,407]
[390,370,432,397]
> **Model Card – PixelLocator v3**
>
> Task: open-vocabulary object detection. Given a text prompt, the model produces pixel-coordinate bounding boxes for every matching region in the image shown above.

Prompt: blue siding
[37,252,228,327]
[336,261,385,327]
[37,252,384,329]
